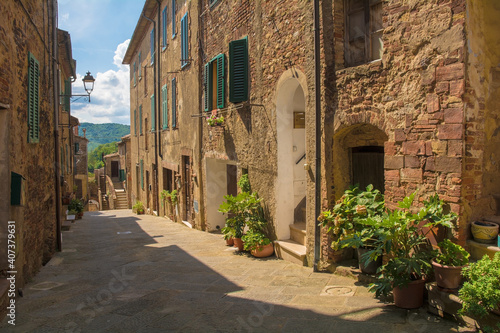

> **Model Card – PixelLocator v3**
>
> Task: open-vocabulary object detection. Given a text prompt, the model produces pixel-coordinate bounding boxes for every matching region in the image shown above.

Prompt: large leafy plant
[434,239,469,267]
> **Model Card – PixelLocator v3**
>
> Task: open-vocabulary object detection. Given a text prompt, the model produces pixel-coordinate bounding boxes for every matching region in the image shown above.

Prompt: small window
[171,0,176,38]
[75,142,80,154]
[28,52,40,143]
[162,7,168,49]
[204,54,225,111]
[172,78,177,128]
[345,0,383,67]
[181,12,189,68]
[229,37,249,103]
[150,27,155,64]
[162,84,168,129]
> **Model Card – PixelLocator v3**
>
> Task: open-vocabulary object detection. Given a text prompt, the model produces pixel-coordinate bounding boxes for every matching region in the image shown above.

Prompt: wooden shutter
[150,28,155,64]
[171,0,176,37]
[229,38,249,103]
[134,109,137,135]
[204,63,211,111]
[151,94,155,131]
[162,84,168,129]
[162,7,167,48]
[64,79,71,111]
[181,13,188,67]
[133,62,137,86]
[172,78,177,127]
[139,105,143,135]
[140,159,144,189]
[216,54,225,109]
[28,52,40,143]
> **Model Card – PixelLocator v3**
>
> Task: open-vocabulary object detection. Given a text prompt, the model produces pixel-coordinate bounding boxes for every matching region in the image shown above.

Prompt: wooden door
[183,156,192,221]
[111,161,119,178]
[351,146,384,193]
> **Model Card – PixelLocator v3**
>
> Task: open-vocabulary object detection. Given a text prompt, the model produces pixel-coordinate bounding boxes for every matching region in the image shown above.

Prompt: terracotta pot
[471,221,499,244]
[233,238,244,251]
[357,247,382,275]
[225,237,234,246]
[432,261,465,290]
[251,243,274,258]
[393,279,425,309]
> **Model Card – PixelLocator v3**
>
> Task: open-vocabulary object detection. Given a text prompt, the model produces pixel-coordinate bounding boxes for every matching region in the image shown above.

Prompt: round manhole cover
[323,286,354,296]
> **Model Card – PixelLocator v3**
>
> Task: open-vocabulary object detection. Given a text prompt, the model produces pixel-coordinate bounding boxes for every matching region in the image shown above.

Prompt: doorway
[111,161,119,178]
[351,146,385,193]
[182,156,192,222]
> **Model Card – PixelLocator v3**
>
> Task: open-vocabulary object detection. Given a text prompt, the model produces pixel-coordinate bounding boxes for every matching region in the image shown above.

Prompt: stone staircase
[114,189,128,210]
[274,202,308,266]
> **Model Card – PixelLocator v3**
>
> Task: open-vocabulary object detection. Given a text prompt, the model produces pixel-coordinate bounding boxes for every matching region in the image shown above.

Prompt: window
[28,52,40,143]
[151,94,155,131]
[172,78,177,128]
[209,0,219,6]
[162,7,168,49]
[181,12,189,68]
[150,27,155,64]
[138,52,142,77]
[204,54,225,111]
[133,62,137,86]
[134,109,137,136]
[172,0,176,38]
[345,0,383,67]
[75,142,80,154]
[139,105,143,135]
[162,84,168,129]
[140,159,144,190]
[229,37,249,103]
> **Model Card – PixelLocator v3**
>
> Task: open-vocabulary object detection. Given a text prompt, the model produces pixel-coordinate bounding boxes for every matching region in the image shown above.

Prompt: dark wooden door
[183,156,192,221]
[111,161,119,178]
[351,146,385,193]
[227,165,238,196]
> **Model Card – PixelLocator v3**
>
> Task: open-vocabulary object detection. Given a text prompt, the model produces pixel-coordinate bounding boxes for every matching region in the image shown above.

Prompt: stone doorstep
[274,239,307,266]
[290,223,306,246]
[426,282,499,330]
[332,259,378,285]
[467,239,500,261]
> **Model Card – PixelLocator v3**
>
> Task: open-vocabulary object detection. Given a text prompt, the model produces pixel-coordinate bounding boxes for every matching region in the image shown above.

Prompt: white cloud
[71,40,131,125]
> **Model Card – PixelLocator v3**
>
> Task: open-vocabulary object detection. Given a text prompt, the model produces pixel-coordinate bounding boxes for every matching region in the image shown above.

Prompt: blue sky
[58,0,145,125]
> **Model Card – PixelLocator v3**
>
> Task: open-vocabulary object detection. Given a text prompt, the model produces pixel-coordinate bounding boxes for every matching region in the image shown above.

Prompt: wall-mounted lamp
[60,71,96,102]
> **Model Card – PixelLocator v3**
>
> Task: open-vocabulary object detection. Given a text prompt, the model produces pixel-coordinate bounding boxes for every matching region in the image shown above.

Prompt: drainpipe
[52,0,62,251]
[142,9,159,214]
[313,0,322,272]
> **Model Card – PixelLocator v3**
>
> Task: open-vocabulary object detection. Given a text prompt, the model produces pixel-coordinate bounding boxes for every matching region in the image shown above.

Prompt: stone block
[425,157,436,171]
[385,155,404,169]
[449,79,464,97]
[431,140,447,155]
[401,168,423,182]
[443,108,463,124]
[404,156,420,168]
[435,81,449,94]
[437,124,463,140]
[394,129,406,142]
[384,141,397,155]
[426,93,440,113]
[385,169,400,181]
[434,156,462,173]
[436,63,464,81]
[447,140,462,157]
[402,141,426,155]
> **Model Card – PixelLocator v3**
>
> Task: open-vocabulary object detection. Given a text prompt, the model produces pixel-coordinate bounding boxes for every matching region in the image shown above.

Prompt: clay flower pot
[432,261,465,290]
[225,237,234,246]
[251,243,274,258]
[393,279,425,309]
[233,238,244,251]
[471,221,499,244]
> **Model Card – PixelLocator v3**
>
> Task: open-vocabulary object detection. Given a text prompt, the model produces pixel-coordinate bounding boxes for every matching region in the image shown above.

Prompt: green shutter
[140,159,144,190]
[162,84,168,129]
[229,37,249,103]
[119,169,125,182]
[181,13,188,68]
[75,142,79,154]
[139,105,143,135]
[138,52,142,77]
[64,79,71,111]
[204,63,211,111]
[150,28,155,64]
[172,78,177,128]
[151,94,155,131]
[134,109,137,135]
[216,54,225,109]
[28,52,40,143]
[133,62,137,86]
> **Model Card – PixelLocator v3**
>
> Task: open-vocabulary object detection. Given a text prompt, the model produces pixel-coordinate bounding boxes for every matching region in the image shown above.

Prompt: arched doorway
[276,78,307,241]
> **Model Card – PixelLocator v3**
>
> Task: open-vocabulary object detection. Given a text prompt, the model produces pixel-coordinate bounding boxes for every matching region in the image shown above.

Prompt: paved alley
[0,211,473,332]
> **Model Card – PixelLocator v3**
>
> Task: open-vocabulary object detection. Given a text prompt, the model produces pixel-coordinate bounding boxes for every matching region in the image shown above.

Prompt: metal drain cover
[320,285,356,296]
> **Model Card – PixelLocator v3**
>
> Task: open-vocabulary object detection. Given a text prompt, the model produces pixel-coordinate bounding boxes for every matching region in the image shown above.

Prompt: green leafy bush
[242,229,271,251]
[132,201,144,214]
[68,199,84,214]
[434,239,469,267]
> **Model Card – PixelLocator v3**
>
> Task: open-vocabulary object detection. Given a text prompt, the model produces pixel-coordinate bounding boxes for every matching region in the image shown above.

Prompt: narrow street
[1,211,471,332]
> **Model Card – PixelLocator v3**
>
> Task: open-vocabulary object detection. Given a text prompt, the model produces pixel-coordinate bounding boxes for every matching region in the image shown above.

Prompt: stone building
[124,0,500,267]
[73,124,89,203]
[123,0,203,225]
[0,0,79,299]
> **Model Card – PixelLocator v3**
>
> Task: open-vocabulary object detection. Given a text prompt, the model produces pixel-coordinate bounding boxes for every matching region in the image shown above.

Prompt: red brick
[436,81,449,94]
[449,79,464,97]
[447,140,462,157]
[401,168,423,182]
[436,63,464,81]
[405,156,420,168]
[394,129,406,142]
[426,93,440,113]
[385,141,397,156]
[402,141,426,155]
[437,124,463,140]
[434,156,462,173]
[444,108,463,124]
[425,157,436,171]
[385,169,400,181]
[385,155,404,170]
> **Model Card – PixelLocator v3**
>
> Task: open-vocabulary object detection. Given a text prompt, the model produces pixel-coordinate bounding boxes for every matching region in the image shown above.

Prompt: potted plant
[471,220,499,244]
[432,239,469,290]
[318,184,386,273]
[367,193,456,309]
[242,229,274,257]
[459,253,500,332]
[133,201,145,215]
[68,199,84,219]
[206,114,224,127]
[73,184,78,194]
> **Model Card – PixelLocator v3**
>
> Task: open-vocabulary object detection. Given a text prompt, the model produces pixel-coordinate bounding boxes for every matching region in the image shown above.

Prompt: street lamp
[60,71,95,102]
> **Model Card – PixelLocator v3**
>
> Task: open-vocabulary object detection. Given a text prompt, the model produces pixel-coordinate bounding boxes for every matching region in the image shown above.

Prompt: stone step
[467,239,500,261]
[290,223,306,246]
[274,239,307,266]
[332,259,378,285]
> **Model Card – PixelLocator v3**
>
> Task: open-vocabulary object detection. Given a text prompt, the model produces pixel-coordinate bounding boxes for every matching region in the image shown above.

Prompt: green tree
[87,142,118,172]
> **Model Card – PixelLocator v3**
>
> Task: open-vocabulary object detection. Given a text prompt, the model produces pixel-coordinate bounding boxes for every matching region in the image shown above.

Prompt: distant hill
[78,122,130,152]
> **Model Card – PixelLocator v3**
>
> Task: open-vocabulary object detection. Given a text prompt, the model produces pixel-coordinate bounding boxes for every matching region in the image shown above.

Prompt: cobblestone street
[0,211,473,332]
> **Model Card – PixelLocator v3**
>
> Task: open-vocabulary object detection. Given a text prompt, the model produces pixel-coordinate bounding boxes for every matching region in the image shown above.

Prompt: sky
[58,0,145,125]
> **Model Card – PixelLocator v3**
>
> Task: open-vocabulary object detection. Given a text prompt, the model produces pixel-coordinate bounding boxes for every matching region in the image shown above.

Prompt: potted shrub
[459,253,500,332]
[242,229,273,258]
[432,239,469,290]
[133,201,145,215]
[68,199,84,219]
[318,184,386,273]
[367,193,456,309]
[471,220,499,244]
